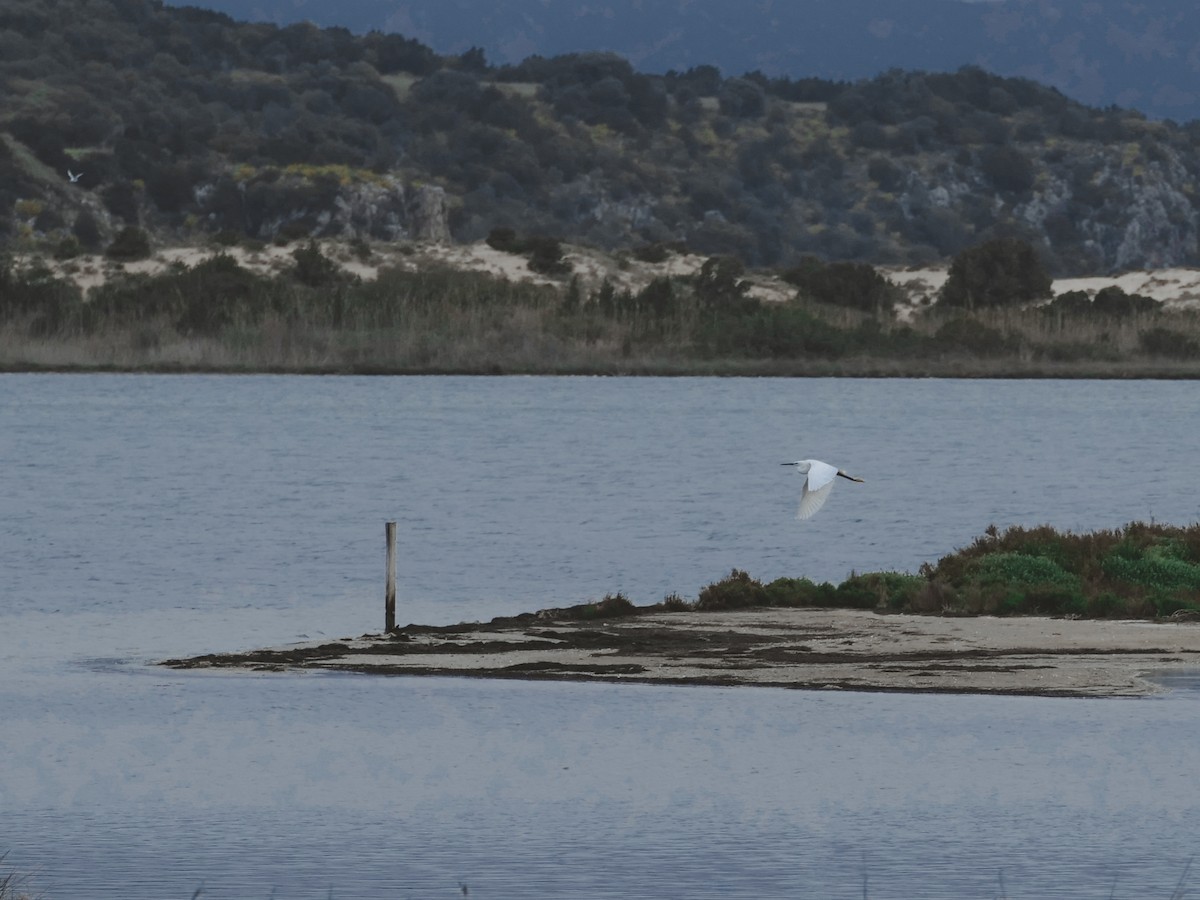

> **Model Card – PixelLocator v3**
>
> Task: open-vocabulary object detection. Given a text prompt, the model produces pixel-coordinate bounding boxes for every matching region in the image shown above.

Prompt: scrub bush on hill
[291,240,342,287]
[82,253,285,335]
[780,256,903,313]
[630,241,686,263]
[1092,286,1161,317]
[485,228,571,275]
[105,226,152,261]
[0,258,81,335]
[939,238,1053,310]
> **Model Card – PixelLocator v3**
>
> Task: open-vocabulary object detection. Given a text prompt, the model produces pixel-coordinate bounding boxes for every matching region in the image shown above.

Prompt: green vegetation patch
[921,523,1200,617]
[670,524,1200,620]
[971,552,1078,587]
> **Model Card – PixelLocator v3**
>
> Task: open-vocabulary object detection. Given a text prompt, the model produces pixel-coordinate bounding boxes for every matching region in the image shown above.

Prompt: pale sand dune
[33,240,663,294]
[884,265,1200,318]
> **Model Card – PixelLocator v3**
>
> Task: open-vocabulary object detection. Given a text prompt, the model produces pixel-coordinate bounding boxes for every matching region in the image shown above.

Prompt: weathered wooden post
[385,520,397,632]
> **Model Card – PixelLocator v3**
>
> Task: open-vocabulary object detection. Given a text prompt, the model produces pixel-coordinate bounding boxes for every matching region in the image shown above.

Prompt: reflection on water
[3,375,1200,898]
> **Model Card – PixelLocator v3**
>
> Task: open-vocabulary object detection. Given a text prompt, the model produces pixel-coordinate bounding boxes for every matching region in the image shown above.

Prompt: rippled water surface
[2,374,1199,898]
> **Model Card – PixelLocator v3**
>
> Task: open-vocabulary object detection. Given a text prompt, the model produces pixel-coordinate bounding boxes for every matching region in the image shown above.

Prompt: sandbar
[162,608,1200,698]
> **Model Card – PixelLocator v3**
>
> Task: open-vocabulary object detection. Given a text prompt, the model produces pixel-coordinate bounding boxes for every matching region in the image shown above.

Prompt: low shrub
[933,318,1014,356]
[924,522,1200,618]
[211,229,243,247]
[838,572,926,610]
[0,258,82,334]
[658,592,693,612]
[486,226,521,253]
[971,552,1078,587]
[938,237,1053,309]
[291,240,342,287]
[763,576,832,607]
[484,227,571,275]
[573,592,637,619]
[558,593,638,620]
[781,256,902,313]
[536,524,1200,622]
[526,236,571,276]
[695,569,768,610]
[631,241,686,263]
[1092,285,1160,317]
[1140,327,1199,359]
[53,235,82,260]
[105,225,152,261]
[703,304,849,358]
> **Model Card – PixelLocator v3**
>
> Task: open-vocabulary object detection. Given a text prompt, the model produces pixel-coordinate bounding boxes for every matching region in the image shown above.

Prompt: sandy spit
[162,608,1200,698]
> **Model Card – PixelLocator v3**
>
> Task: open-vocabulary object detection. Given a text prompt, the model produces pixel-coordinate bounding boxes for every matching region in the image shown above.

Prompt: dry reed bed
[5,247,1200,375]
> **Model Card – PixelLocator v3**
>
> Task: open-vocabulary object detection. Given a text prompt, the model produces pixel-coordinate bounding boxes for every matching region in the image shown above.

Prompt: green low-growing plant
[658,592,693,612]
[696,569,769,610]
[638,524,1196,619]
[971,551,1078,587]
[837,571,927,611]
[567,592,637,619]
[1102,550,1200,615]
[922,522,1200,618]
[763,576,835,607]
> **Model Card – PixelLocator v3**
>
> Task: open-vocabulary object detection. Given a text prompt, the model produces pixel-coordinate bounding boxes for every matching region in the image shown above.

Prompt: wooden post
[385,521,397,632]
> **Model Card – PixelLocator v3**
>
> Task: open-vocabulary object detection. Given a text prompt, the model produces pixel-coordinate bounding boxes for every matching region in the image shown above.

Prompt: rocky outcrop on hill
[202,173,451,244]
[407,184,451,242]
[1016,146,1200,273]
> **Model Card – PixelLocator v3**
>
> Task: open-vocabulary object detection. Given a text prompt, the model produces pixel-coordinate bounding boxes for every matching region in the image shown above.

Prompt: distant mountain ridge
[173,0,1200,122]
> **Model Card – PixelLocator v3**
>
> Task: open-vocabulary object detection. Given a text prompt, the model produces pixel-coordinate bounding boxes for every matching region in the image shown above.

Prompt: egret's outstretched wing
[793,460,838,520]
[797,479,835,520]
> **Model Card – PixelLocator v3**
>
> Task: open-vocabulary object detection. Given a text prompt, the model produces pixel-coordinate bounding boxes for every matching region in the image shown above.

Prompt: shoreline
[7,360,1200,379]
[162,608,1200,698]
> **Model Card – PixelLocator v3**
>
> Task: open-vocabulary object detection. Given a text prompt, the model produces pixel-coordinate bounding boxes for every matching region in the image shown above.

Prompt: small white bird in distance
[67,169,82,183]
[781,458,864,520]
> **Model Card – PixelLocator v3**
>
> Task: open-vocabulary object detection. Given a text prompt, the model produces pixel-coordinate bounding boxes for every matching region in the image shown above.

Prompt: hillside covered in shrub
[6,0,1200,274]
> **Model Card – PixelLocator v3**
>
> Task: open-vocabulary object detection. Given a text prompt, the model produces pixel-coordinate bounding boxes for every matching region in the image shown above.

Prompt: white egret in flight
[67,169,82,183]
[781,459,864,520]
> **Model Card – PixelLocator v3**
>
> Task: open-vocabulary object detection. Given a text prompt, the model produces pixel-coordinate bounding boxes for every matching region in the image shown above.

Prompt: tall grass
[4,249,1200,375]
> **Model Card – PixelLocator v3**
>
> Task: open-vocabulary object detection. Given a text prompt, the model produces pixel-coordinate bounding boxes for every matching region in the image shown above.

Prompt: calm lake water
[2,374,1199,899]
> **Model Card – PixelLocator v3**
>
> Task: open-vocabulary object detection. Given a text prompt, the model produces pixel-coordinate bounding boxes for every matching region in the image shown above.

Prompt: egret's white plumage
[67,169,82,183]
[782,458,863,520]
